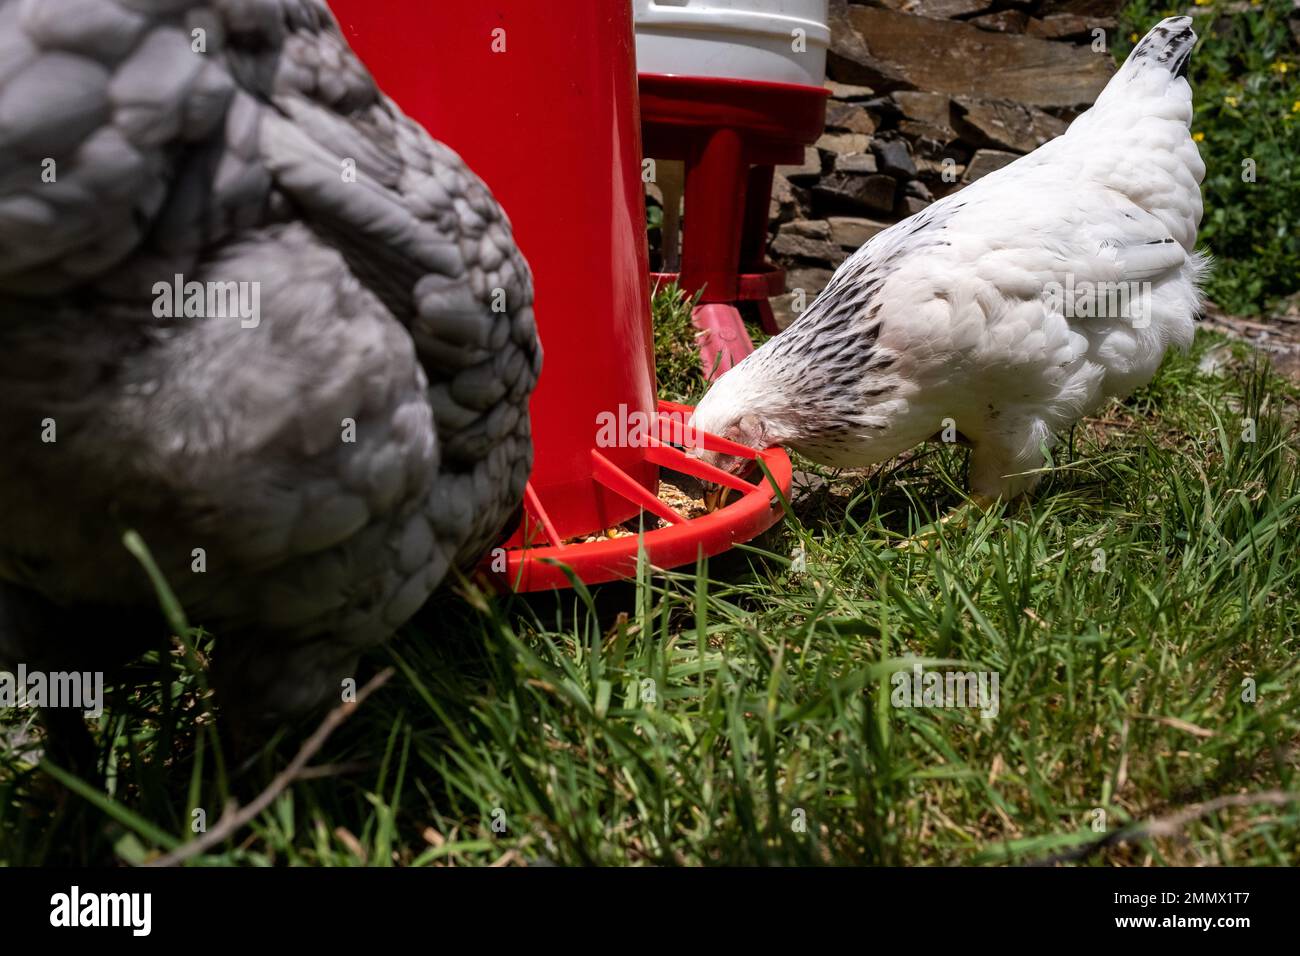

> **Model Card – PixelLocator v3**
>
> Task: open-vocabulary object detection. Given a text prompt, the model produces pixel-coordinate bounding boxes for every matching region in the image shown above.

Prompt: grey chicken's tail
[1124,16,1197,78]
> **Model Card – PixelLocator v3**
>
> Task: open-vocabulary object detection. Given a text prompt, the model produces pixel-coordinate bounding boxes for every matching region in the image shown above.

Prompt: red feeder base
[689,303,759,380]
[641,73,829,377]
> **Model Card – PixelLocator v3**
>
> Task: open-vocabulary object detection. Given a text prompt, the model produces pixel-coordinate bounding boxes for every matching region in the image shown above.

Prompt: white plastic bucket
[633,0,830,88]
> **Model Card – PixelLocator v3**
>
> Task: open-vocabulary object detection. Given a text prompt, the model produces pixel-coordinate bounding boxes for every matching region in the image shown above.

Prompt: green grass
[650,282,773,403]
[3,315,1298,866]
[650,280,707,404]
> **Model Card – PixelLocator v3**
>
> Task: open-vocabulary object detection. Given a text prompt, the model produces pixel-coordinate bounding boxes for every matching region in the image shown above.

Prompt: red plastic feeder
[640,74,828,377]
[330,0,791,591]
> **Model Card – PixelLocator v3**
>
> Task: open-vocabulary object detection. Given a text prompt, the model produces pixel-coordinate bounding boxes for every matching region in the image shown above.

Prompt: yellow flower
[1271,62,1289,74]
[1192,131,1205,142]
[1292,100,1300,113]
[1194,0,1210,5]
[1130,32,1139,42]
[1224,96,1238,107]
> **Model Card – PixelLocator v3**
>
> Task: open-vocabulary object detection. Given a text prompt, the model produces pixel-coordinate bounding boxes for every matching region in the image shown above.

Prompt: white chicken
[692,17,1207,506]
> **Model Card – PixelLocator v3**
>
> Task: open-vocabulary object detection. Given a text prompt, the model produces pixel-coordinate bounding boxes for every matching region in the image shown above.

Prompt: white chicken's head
[688,365,775,510]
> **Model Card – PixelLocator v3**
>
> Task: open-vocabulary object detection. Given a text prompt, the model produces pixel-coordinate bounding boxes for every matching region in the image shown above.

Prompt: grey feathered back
[0,0,541,726]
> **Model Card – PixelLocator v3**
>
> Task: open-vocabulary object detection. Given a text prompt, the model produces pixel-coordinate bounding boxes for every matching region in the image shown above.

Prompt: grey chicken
[0,0,541,743]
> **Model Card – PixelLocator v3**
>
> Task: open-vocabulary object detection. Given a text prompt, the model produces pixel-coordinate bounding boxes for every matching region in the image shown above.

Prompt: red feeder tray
[330,0,791,591]
[504,400,791,591]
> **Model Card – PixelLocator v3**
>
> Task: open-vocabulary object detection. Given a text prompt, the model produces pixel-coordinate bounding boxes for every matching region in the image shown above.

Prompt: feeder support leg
[681,126,746,304]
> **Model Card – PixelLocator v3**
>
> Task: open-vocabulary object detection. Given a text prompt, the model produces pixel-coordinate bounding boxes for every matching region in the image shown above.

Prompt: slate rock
[953,95,1068,154]
[871,137,917,178]
[828,215,892,249]
[833,151,878,174]
[813,171,897,216]
[829,5,1114,108]
[776,145,823,184]
[824,100,878,136]
[963,148,1019,182]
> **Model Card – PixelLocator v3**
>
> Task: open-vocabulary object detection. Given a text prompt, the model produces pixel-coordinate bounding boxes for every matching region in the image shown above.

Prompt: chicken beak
[703,458,764,513]
[702,483,731,513]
